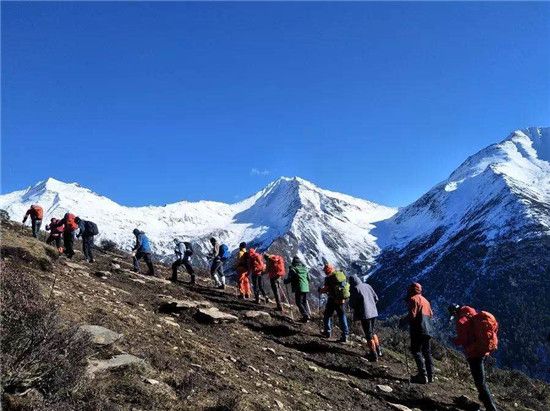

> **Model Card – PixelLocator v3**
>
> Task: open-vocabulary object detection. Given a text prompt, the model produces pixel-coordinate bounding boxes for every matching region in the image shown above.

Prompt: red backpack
[65,213,79,231]
[248,248,266,275]
[31,205,43,220]
[471,311,499,356]
[267,255,286,278]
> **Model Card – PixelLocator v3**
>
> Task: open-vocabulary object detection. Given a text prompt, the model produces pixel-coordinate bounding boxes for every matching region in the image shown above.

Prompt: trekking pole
[403,334,411,381]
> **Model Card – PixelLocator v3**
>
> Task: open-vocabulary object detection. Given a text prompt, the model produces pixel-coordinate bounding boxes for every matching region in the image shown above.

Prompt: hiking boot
[339,335,349,344]
[299,317,309,323]
[321,331,331,339]
[265,297,271,304]
[275,306,283,312]
[255,298,261,304]
[410,374,428,384]
[217,284,225,290]
[376,346,383,358]
[245,294,250,299]
[427,375,434,384]
[366,351,378,362]
[238,295,244,300]
[170,277,178,283]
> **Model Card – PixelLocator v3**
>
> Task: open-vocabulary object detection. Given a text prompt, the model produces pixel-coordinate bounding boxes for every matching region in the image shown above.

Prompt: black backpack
[184,242,194,256]
[85,221,99,236]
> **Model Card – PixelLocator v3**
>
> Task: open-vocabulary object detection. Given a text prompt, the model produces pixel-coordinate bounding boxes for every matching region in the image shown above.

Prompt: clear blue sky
[2,2,549,207]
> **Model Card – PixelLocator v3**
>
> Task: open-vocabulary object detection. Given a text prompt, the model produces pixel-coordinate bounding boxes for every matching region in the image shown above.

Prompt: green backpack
[334,271,350,300]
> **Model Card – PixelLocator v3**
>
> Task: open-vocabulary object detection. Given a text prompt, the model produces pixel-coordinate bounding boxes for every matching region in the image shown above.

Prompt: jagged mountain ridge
[0,176,396,277]
[369,126,550,380]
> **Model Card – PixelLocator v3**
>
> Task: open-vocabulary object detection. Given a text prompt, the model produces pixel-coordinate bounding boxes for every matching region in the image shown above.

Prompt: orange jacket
[406,283,434,337]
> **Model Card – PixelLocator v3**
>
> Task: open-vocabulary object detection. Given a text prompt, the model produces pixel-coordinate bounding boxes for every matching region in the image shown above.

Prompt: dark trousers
[82,235,95,262]
[411,334,433,379]
[46,234,62,249]
[361,318,376,340]
[468,357,498,411]
[323,299,349,336]
[210,258,224,286]
[133,251,155,276]
[252,274,267,301]
[269,277,283,308]
[63,231,75,258]
[172,258,195,282]
[294,291,310,319]
[31,219,42,238]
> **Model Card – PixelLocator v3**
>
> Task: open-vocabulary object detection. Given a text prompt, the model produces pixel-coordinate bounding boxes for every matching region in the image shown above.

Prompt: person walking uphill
[235,242,251,299]
[265,253,286,311]
[172,239,195,284]
[55,212,79,258]
[22,204,43,238]
[132,229,155,276]
[45,218,64,254]
[75,217,99,263]
[248,248,268,304]
[349,275,382,361]
[449,304,499,411]
[209,238,229,289]
[406,282,435,384]
[319,263,350,343]
[284,256,311,322]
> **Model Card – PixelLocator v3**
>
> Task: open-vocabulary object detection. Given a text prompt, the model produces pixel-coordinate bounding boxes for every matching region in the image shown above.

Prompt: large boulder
[87,354,145,375]
[79,325,123,346]
[158,296,211,313]
[195,307,238,324]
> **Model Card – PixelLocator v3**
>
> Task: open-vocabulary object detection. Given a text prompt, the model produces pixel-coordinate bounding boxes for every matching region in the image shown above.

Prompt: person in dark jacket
[55,213,78,258]
[22,204,43,238]
[209,238,225,289]
[449,304,499,411]
[45,218,64,253]
[132,229,155,276]
[319,263,349,343]
[171,239,195,284]
[349,275,382,361]
[284,256,311,322]
[75,217,96,263]
[406,282,434,384]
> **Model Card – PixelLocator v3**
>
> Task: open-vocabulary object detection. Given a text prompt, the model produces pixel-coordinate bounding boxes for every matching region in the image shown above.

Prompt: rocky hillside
[2,221,549,411]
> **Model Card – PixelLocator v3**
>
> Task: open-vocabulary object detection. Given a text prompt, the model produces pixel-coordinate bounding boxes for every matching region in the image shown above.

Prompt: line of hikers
[22,204,499,411]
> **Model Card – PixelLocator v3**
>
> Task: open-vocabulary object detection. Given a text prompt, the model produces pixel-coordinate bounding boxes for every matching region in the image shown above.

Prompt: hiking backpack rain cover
[471,311,499,356]
[267,255,286,278]
[248,249,266,275]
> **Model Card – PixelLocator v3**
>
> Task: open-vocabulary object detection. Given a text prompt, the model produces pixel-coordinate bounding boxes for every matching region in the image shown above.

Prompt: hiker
[55,212,79,258]
[75,217,98,263]
[171,239,195,284]
[22,204,43,238]
[319,263,350,343]
[209,238,229,289]
[45,218,64,253]
[406,282,434,384]
[265,253,286,311]
[235,242,251,299]
[284,256,311,322]
[248,248,268,304]
[132,229,155,276]
[349,275,382,361]
[449,304,499,411]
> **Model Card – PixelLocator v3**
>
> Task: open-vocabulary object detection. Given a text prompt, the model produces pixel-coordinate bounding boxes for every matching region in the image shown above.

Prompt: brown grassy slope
[1,220,549,411]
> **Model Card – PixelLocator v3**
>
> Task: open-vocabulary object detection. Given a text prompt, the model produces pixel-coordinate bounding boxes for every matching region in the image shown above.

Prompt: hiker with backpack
[45,218,64,254]
[265,253,286,311]
[75,217,99,263]
[349,275,382,362]
[209,238,229,289]
[172,239,195,284]
[132,229,155,276]
[22,204,43,238]
[54,212,79,258]
[406,282,434,384]
[248,248,268,304]
[235,242,251,299]
[284,256,311,323]
[319,263,350,343]
[449,304,499,411]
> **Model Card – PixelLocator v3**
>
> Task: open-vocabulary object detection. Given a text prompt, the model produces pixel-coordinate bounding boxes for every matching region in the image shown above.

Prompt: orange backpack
[248,248,266,275]
[472,311,499,355]
[65,213,79,231]
[267,255,286,278]
[31,205,43,220]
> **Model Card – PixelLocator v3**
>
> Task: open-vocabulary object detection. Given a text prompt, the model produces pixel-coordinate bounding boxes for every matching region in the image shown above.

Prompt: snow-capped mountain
[0,176,396,279]
[369,126,550,379]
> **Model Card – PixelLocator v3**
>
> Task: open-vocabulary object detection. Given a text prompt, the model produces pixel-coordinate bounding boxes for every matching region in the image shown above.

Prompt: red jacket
[406,283,434,337]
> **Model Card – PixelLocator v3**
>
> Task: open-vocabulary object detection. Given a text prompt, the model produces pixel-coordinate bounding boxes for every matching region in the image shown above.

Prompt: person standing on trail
[406,282,434,384]
[319,263,350,343]
[264,253,286,311]
[55,212,79,258]
[209,237,229,289]
[449,304,499,411]
[248,248,268,304]
[45,218,64,254]
[75,217,99,263]
[171,239,195,284]
[284,256,311,322]
[132,229,155,276]
[235,242,251,299]
[22,204,43,238]
[348,275,382,362]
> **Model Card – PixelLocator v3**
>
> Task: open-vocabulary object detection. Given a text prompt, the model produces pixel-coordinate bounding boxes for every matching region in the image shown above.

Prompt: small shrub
[0,263,92,402]
[0,209,10,221]
[100,239,118,253]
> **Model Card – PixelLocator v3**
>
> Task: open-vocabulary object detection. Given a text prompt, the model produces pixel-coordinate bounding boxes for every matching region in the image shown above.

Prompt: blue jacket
[134,232,152,253]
